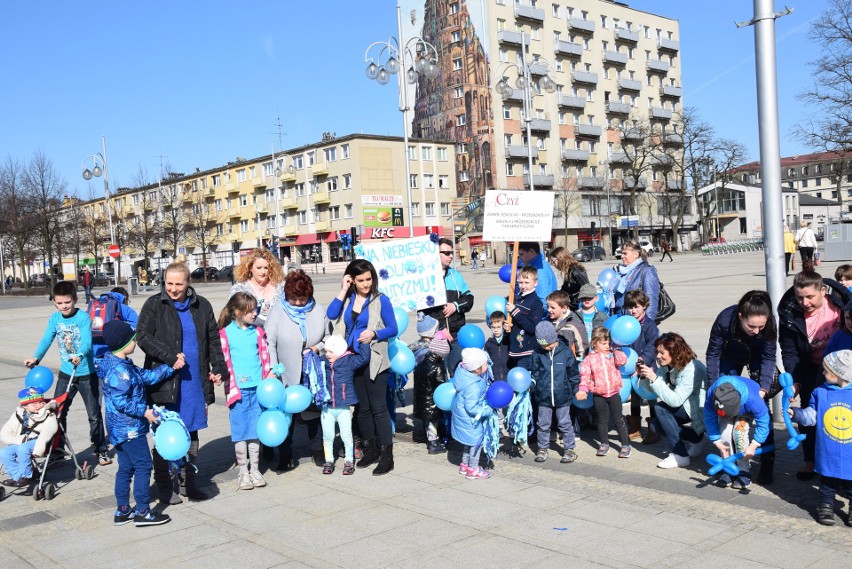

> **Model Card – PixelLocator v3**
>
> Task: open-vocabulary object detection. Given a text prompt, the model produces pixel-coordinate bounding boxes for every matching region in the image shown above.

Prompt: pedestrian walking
[660,237,673,262]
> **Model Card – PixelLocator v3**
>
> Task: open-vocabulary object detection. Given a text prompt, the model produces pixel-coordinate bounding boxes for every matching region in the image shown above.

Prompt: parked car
[190,266,218,281]
[28,274,49,287]
[571,246,607,262]
[95,272,114,286]
[614,239,656,258]
[213,265,234,281]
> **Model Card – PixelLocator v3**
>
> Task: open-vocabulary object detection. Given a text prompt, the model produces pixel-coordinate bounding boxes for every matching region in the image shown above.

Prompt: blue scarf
[616,259,644,295]
[281,298,316,342]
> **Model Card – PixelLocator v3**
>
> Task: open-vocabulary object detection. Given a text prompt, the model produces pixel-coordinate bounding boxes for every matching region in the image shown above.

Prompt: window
[552,4,559,17]
[237,169,246,182]
[307,151,316,166]
[345,203,353,218]
[263,162,274,176]
[437,147,447,161]
[239,195,248,207]
[324,147,337,162]
[439,175,449,189]
[329,206,340,220]
[296,183,306,196]
[802,179,809,188]
[216,224,224,236]
[343,174,352,189]
[815,177,822,186]
[506,163,515,176]
[455,86,464,99]
[601,15,608,28]
[503,107,511,119]
[328,177,339,192]
[425,202,435,216]
[408,146,417,160]
[411,202,420,217]
[342,144,350,159]
[297,210,307,224]
[456,115,466,126]
[456,143,467,154]
[240,220,249,232]
[293,155,304,169]
[424,174,435,188]
[452,58,462,71]
[214,199,222,211]
[410,174,418,188]
[450,2,458,14]
[422,146,432,160]
[212,174,221,187]
[451,30,461,43]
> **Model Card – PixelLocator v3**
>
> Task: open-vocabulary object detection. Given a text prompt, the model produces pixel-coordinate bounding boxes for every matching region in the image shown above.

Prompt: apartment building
[67,134,456,277]
[404,0,691,250]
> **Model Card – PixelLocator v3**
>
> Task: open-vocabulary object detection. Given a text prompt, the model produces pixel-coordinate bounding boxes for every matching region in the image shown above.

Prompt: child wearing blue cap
[0,386,58,487]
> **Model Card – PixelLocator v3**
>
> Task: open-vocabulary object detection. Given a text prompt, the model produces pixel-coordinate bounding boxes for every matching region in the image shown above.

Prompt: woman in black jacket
[551,247,589,311]
[137,262,228,505]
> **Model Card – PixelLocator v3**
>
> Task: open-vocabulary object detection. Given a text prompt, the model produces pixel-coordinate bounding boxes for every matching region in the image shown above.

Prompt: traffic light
[350,226,359,247]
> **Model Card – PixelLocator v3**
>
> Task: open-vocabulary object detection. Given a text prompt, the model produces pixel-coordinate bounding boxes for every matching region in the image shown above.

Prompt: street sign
[108,244,120,259]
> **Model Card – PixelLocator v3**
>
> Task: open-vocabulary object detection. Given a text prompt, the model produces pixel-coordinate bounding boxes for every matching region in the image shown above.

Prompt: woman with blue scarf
[266,269,327,471]
[613,239,660,322]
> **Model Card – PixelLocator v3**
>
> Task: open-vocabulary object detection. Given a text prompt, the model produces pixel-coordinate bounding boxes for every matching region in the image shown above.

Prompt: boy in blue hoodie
[98,320,178,527]
[703,375,771,489]
[791,350,852,526]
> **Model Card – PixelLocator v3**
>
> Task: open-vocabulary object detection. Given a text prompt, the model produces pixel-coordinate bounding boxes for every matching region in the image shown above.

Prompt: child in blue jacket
[452,348,494,480]
[321,335,369,476]
[703,375,771,489]
[791,350,852,526]
[98,320,179,527]
[505,266,545,370]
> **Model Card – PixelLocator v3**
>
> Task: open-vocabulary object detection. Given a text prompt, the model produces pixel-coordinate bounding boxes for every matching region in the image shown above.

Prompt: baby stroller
[29,367,96,501]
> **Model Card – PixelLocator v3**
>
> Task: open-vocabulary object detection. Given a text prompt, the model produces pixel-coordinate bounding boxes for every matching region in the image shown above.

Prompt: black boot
[756,452,775,486]
[261,443,274,463]
[276,445,294,472]
[427,440,446,454]
[356,438,380,468]
[153,449,182,505]
[373,444,394,476]
[181,439,211,501]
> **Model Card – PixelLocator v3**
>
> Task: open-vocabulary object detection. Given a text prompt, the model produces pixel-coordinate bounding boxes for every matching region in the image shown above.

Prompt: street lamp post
[364,2,439,239]
[81,136,117,286]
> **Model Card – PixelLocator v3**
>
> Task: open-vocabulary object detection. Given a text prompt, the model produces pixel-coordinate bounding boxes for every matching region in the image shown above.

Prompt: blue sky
[0,1,829,197]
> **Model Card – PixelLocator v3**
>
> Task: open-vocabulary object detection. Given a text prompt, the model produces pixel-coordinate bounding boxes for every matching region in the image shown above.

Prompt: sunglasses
[440,250,454,256]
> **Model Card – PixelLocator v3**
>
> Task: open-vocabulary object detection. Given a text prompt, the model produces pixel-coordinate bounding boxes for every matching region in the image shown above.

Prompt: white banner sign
[361,194,404,206]
[482,190,555,242]
[356,235,447,311]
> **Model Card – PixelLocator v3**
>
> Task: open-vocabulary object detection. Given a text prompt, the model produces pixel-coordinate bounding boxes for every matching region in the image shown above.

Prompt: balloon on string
[498,265,514,283]
[484,295,507,318]
[595,295,609,314]
[597,268,618,290]
[603,315,619,330]
[393,307,410,336]
[154,421,191,461]
[257,377,286,409]
[619,377,633,403]
[611,315,641,346]
[506,367,532,393]
[573,393,594,409]
[389,343,416,375]
[25,366,54,393]
[256,409,292,447]
[457,324,486,349]
[486,381,514,408]
[282,385,312,414]
[619,347,638,375]
[388,338,405,360]
[433,382,457,411]
[631,376,658,401]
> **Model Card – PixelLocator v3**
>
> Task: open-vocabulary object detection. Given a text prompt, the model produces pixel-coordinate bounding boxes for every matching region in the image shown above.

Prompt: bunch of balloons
[255,376,312,447]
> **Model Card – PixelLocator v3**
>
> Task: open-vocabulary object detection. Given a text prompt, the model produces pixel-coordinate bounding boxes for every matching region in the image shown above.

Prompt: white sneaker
[685,435,706,458]
[238,473,254,490]
[657,453,690,469]
[249,470,267,488]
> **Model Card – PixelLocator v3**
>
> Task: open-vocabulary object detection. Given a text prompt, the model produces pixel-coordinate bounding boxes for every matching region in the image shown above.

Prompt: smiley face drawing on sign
[823,404,852,443]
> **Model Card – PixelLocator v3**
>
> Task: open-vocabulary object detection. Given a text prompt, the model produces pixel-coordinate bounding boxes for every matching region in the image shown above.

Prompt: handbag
[655,282,676,324]
[791,256,796,271]
[748,365,782,399]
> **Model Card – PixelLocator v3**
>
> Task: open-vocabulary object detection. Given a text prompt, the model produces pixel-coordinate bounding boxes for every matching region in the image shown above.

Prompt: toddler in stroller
[0,387,58,488]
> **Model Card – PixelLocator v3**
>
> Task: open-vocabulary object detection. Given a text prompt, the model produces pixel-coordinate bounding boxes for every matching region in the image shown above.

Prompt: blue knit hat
[416,313,440,337]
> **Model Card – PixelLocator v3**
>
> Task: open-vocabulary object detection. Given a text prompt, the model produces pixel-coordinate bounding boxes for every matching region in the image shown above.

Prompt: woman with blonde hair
[229,248,286,328]
[550,246,589,310]
[613,239,660,321]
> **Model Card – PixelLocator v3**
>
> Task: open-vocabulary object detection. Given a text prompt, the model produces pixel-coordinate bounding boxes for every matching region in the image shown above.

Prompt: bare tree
[24,150,66,287]
[184,182,222,281]
[125,166,160,273]
[552,176,583,248]
[58,196,85,280]
[613,115,656,220]
[80,186,110,282]
[0,156,37,286]
[160,173,189,257]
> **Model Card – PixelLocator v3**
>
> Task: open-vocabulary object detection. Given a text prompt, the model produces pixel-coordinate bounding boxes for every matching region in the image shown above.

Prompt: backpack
[87,295,122,340]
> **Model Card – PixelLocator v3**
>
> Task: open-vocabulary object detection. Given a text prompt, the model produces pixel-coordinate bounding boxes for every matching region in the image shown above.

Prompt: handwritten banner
[482,190,555,242]
[356,235,447,311]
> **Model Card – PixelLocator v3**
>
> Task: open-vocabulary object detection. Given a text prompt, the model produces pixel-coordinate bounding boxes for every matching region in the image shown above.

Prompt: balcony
[646,59,671,74]
[557,94,585,110]
[568,17,595,34]
[663,133,683,146]
[529,61,549,76]
[523,174,555,187]
[529,118,551,132]
[561,148,590,161]
[606,101,631,114]
[575,123,602,137]
[658,37,680,52]
[503,89,524,103]
[609,151,631,164]
[660,85,683,98]
[311,162,329,176]
[666,180,684,191]
[577,176,605,189]
[572,71,598,85]
[618,78,642,91]
[279,224,297,236]
[314,220,331,232]
[623,177,648,190]
[603,50,628,65]
[311,191,330,204]
[554,40,583,57]
[225,182,239,195]
[616,28,640,43]
[281,170,296,182]
[652,153,674,166]
[280,197,299,209]
[254,202,268,215]
[228,206,241,219]
[506,145,537,159]
[515,4,545,22]
[253,178,267,190]
[498,30,528,46]
[623,128,644,141]
[651,107,673,120]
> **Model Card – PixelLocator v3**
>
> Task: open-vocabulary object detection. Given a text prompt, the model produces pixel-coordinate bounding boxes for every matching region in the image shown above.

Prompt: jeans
[819,475,850,505]
[462,444,482,468]
[115,436,153,510]
[536,405,576,450]
[55,372,107,454]
[321,406,354,462]
[354,367,393,446]
[652,402,702,457]
[84,285,95,303]
[594,393,631,446]
[0,439,37,480]
[660,251,673,262]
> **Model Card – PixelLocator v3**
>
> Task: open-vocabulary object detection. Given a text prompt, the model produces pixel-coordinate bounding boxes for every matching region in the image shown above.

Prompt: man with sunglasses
[421,238,475,339]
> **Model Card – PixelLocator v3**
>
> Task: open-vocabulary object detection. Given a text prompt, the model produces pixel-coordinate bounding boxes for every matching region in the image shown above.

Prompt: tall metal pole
[397,2,415,238]
[271,141,282,259]
[0,236,5,294]
[604,161,613,253]
[522,35,535,194]
[101,137,118,286]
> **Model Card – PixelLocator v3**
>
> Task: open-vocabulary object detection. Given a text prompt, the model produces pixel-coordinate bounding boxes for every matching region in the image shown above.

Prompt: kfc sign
[368,227,398,239]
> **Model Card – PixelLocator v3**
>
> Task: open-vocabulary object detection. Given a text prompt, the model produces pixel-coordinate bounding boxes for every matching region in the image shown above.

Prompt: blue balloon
[282,384,312,414]
[434,382,456,411]
[257,377,286,409]
[486,380,514,408]
[256,409,292,447]
[507,367,532,393]
[390,343,416,375]
[155,421,191,461]
[25,366,54,393]
[498,264,514,283]
[388,338,405,360]
[619,347,638,375]
[595,295,609,314]
[484,295,507,318]
[597,268,618,290]
[611,315,642,346]
[573,392,594,409]
[458,324,486,349]
[394,307,410,336]
[631,376,658,401]
[619,377,633,403]
[603,315,619,331]
[779,372,807,450]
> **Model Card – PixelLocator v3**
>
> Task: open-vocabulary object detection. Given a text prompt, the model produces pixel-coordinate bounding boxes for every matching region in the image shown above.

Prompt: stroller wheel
[44,483,56,500]
[75,468,84,480]
[85,465,96,480]
[0,486,5,500]
[33,487,43,501]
